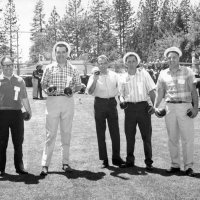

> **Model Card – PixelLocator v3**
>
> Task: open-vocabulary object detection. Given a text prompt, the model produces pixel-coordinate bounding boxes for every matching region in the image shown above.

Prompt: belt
[127,101,147,104]
[166,101,188,104]
[48,94,65,96]
[95,97,115,101]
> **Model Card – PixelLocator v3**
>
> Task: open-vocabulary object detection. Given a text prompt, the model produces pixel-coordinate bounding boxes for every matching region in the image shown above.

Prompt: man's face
[98,58,108,71]
[167,52,179,68]
[126,55,138,69]
[55,46,68,64]
[2,58,14,77]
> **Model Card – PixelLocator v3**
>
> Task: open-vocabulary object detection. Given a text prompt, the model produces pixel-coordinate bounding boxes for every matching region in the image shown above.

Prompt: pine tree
[30,0,46,63]
[113,0,132,55]
[4,0,18,57]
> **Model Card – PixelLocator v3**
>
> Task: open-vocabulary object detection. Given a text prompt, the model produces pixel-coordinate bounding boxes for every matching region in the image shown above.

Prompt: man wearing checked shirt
[40,42,82,176]
[154,47,198,176]
[119,52,156,170]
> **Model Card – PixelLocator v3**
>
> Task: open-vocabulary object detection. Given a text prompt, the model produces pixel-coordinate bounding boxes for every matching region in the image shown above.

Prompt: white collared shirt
[119,68,156,102]
[87,70,119,98]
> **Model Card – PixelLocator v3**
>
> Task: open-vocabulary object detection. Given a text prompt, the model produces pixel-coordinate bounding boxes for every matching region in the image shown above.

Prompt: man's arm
[21,98,32,119]
[87,75,99,95]
[149,89,156,105]
[190,84,199,118]
[154,87,165,108]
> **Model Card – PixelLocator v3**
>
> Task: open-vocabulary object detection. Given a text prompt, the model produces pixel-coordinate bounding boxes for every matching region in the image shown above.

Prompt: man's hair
[125,54,137,63]
[0,56,14,66]
[97,55,109,63]
[55,43,68,53]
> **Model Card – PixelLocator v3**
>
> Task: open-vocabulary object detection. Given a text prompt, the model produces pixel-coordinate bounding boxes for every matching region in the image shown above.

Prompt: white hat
[52,41,71,61]
[123,52,141,65]
[164,47,182,57]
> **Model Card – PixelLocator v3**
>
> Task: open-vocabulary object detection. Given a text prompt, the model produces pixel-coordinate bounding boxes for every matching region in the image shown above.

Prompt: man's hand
[187,107,198,118]
[155,108,166,118]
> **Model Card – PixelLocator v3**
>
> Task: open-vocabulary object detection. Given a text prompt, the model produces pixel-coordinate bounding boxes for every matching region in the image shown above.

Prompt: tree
[30,0,46,63]
[113,0,132,55]
[4,0,18,57]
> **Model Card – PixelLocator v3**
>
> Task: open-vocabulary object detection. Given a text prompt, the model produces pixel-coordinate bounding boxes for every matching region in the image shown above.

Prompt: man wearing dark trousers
[87,55,125,168]
[119,52,156,170]
[0,56,32,176]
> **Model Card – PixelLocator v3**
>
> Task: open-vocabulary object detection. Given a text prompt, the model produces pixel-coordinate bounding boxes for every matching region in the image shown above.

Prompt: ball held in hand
[187,109,192,117]
[64,87,73,95]
[120,102,128,109]
[48,85,57,93]
[22,112,31,121]
[155,108,166,117]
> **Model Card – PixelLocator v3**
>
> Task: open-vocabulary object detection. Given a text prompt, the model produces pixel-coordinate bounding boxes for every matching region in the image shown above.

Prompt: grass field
[1,88,200,200]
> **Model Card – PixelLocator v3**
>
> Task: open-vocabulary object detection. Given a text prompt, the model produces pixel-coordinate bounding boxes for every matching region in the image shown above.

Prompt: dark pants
[0,110,24,172]
[94,97,121,160]
[38,80,43,98]
[124,101,153,165]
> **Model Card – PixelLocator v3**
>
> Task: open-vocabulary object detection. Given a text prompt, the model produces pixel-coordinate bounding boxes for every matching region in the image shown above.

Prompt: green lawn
[0,88,200,200]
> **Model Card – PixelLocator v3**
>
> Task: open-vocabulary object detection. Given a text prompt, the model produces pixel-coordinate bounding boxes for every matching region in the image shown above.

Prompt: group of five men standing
[0,42,198,178]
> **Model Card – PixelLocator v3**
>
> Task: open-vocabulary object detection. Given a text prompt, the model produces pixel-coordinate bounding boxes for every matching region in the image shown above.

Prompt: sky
[0,0,199,62]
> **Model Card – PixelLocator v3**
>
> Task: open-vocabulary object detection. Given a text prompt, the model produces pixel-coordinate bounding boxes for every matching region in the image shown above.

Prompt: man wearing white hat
[119,52,156,170]
[154,46,198,176]
[87,55,125,168]
[40,42,82,176]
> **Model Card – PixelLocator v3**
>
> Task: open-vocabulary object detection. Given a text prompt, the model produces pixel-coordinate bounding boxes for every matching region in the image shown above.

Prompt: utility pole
[16,30,19,75]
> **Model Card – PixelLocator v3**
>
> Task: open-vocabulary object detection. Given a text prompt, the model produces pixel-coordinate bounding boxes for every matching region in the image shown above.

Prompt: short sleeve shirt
[41,61,82,95]
[0,74,27,110]
[156,66,196,102]
[87,70,119,98]
[119,68,156,102]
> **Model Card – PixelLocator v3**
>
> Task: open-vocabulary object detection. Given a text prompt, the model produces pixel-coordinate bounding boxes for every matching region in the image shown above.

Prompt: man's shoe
[40,166,48,176]
[16,168,28,174]
[146,164,153,171]
[185,168,194,177]
[112,158,125,167]
[101,160,109,168]
[166,167,180,173]
[120,162,134,168]
[0,171,5,176]
[62,164,73,172]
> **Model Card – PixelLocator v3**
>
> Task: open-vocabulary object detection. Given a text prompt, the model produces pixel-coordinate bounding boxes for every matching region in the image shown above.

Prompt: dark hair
[125,54,137,63]
[55,44,68,53]
[0,56,14,66]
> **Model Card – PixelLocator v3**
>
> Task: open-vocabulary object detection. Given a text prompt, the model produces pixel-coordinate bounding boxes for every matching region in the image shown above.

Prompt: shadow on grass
[0,173,44,184]
[49,169,106,181]
[107,165,200,179]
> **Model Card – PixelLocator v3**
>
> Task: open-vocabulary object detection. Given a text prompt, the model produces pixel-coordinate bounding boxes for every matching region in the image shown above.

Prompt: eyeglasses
[3,64,13,68]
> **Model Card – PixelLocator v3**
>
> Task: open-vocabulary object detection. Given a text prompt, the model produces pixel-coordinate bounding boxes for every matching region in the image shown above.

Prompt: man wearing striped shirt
[119,52,156,170]
[154,47,198,176]
[40,42,82,176]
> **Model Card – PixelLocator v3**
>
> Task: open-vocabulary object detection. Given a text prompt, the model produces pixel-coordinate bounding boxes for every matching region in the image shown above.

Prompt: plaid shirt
[157,66,196,102]
[41,61,81,95]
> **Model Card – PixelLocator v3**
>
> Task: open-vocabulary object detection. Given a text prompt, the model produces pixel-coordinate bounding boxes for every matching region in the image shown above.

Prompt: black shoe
[166,167,180,173]
[62,164,73,172]
[0,171,5,176]
[33,97,39,100]
[40,166,48,176]
[146,164,153,171]
[185,168,194,177]
[119,162,134,168]
[101,159,109,168]
[112,158,125,167]
[16,168,28,174]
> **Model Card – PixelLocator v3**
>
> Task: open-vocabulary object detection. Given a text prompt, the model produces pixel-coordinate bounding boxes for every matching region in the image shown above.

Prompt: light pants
[165,103,194,170]
[32,78,38,98]
[41,96,74,167]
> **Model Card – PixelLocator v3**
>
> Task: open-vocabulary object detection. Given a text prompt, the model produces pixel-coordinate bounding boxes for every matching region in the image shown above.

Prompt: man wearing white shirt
[87,55,125,168]
[119,52,156,170]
